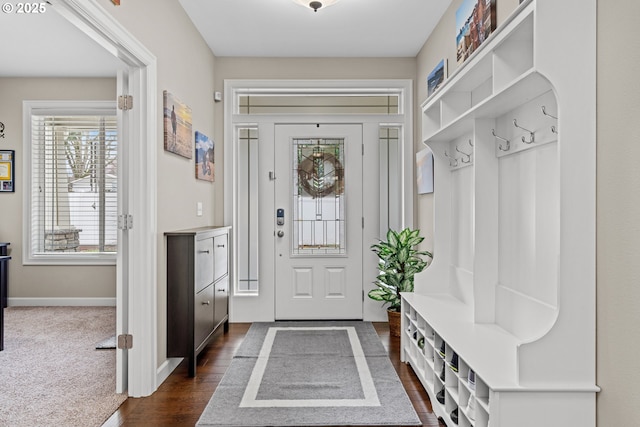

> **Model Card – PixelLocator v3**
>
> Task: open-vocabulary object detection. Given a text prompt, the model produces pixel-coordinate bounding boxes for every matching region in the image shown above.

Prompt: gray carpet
[197,321,421,426]
[0,307,127,426]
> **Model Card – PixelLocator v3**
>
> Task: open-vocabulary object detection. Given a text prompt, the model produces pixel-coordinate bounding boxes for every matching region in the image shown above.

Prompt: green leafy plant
[368,228,432,312]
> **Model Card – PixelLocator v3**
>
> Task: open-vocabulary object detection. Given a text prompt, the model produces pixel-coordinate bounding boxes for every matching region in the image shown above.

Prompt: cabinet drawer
[194,284,214,347]
[214,276,228,328]
[195,237,214,292]
[214,234,228,281]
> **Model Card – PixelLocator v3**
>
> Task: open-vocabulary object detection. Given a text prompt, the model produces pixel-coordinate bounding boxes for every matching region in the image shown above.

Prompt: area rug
[196,321,421,426]
[0,307,127,427]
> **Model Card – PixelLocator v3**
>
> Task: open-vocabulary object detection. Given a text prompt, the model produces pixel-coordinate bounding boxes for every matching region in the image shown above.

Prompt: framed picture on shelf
[0,150,15,192]
[427,59,447,97]
[456,0,496,64]
[195,131,215,182]
[416,147,434,195]
[163,90,193,159]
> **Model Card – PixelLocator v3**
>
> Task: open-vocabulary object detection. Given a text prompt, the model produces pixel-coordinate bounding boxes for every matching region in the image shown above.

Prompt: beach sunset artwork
[163,90,193,159]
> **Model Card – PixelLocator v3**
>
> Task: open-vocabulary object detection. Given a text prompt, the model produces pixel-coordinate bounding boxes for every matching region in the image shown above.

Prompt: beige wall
[597,1,640,425]
[97,0,218,365]
[0,77,117,299]
[415,0,640,424]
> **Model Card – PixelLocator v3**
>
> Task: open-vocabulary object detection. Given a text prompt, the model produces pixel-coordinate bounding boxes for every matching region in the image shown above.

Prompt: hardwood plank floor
[103,322,446,427]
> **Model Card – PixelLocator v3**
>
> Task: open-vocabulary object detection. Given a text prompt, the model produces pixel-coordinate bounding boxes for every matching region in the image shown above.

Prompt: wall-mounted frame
[416,147,434,195]
[195,131,215,182]
[0,150,15,192]
[427,59,447,98]
[456,0,497,64]
[163,90,193,159]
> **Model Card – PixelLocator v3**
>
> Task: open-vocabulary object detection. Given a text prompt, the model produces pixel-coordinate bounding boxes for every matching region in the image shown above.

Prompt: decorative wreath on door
[297,151,344,198]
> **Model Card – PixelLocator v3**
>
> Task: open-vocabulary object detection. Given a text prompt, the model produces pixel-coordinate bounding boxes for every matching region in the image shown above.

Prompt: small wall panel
[325,267,346,298]
[293,267,313,297]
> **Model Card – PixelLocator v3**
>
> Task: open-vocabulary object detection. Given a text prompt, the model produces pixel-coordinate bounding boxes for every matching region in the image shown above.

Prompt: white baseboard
[8,297,117,307]
[157,357,183,387]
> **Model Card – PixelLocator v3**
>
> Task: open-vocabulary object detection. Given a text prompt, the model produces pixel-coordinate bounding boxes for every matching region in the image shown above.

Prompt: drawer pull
[217,288,226,293]
[198,250,210,254]
[202,300,211,305]
[217,244,225,248]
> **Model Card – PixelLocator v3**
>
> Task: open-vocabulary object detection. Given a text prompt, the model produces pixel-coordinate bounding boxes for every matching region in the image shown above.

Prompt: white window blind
[28,105,117,261]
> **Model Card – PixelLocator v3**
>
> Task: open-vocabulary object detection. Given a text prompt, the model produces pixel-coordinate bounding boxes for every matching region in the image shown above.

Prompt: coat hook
[542,106,558,134]
[444,150,458,167]
[492,129,510,151]
[541,106,558,120]
[456,146,472,163]
[513,119,535,144]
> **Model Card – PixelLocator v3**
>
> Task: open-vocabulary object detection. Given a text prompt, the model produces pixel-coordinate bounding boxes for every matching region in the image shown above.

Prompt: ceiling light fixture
[293,0,340,12]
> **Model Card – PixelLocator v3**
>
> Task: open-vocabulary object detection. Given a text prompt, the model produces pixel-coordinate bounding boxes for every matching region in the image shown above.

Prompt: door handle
[277,230,284,238]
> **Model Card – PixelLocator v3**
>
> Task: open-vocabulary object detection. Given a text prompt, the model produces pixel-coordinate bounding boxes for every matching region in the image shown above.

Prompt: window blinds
[30,114,118,254]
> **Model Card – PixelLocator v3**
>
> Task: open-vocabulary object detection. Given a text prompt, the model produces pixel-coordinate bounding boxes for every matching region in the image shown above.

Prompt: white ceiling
[178,0,453,57]
[0,3,122,77]
[0,0,452,77]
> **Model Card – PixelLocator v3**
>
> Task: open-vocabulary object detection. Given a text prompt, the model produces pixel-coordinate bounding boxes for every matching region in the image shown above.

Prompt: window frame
[22,100,118,266]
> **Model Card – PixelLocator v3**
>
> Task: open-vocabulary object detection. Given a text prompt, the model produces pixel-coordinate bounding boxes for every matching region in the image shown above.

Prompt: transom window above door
[237,94,400,115]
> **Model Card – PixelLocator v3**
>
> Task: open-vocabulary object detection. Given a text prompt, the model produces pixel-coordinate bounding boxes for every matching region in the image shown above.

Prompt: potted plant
[368,228,432,337]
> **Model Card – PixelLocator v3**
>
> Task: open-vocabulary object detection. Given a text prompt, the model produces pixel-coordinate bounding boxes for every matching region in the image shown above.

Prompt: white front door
[274,124,363,319]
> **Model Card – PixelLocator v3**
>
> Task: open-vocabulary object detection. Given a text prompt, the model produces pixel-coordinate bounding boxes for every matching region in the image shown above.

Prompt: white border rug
[197,321,421,426]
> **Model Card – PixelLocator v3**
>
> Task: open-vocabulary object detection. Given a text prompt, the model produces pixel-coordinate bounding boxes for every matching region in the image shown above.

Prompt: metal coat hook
[492,129,510,151]
[456,146,472,163]
[541,106,558,120]
[444,150,458,167]
[542,106,559,134]
[513,119,535,144]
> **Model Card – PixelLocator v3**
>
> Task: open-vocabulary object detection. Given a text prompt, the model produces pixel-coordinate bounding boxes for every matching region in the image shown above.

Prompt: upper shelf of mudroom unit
[421,1,537,144]
[423,70,550,144]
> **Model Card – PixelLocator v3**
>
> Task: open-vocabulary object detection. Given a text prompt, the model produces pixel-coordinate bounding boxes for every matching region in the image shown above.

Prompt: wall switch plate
[197,202,203,216]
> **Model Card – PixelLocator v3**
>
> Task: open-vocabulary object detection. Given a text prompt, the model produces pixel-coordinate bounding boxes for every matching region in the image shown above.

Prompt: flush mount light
[293,0,341,12]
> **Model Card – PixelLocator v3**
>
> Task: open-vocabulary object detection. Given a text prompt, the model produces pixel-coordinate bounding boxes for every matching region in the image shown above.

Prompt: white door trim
[55,0,158,397]
[224,79,414,323]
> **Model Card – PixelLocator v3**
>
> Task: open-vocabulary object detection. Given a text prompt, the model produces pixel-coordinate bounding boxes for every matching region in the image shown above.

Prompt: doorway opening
[55,0,158,397]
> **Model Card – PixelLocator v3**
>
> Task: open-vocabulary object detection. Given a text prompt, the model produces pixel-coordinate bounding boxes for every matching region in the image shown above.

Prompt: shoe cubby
[401,301,491,427]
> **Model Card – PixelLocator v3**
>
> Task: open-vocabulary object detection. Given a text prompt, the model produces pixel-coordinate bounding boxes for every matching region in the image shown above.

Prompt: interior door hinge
[118,95,133,111]
[362,143,364,156]
[118,214,133,230]
[362,217,364,229]
[117,334,133,349]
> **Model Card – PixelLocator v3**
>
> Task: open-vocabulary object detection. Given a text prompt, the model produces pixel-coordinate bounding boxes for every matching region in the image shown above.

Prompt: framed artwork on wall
[427,59,447,97]
[456,0,497,64]
[0,150,15,192]
[163,90,193,159]
[416,147,434,195]
[195,131,215,182]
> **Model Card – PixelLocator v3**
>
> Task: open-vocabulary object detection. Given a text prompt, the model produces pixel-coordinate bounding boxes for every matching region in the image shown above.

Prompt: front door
[274,124,363,319]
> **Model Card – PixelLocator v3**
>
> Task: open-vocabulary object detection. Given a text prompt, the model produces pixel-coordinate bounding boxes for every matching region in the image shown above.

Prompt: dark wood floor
[103,322,446,427]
